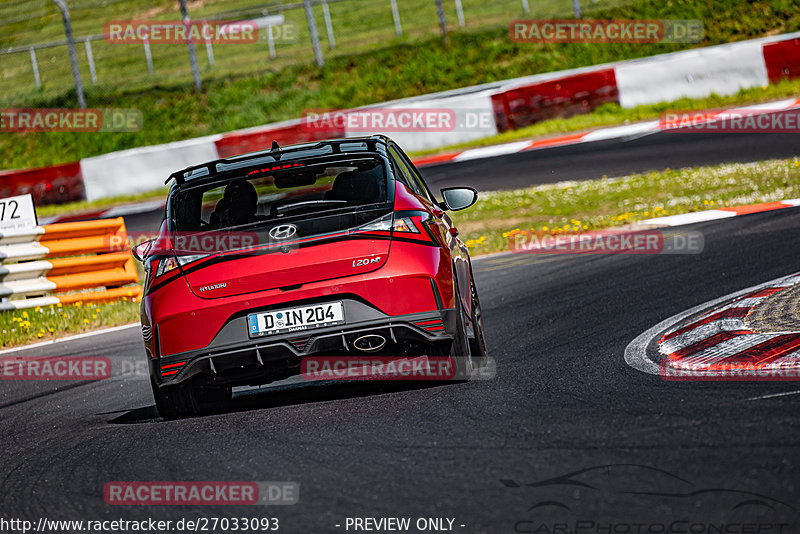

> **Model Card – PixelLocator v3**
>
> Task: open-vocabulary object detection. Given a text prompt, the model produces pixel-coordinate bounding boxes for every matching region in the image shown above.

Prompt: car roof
[165,135,392,187]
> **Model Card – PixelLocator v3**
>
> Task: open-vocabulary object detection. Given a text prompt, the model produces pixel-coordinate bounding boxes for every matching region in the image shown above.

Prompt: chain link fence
[1,0,626,107]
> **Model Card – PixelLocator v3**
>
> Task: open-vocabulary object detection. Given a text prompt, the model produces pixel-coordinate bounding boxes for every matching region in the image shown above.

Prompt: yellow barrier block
[36,217,140,305]
[41,217,129,257]
[48,252,133,276]
[41,218,128,240]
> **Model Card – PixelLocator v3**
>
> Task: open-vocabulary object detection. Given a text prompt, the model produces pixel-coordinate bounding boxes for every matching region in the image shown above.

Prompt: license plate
[247,302,344,337]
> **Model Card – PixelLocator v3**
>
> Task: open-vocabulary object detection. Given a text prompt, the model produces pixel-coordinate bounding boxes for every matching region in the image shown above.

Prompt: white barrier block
[80,135,222,201]
[0,242,49,263]
[0,296,60,311]
[0,277,56,299]
[0,260,53,282]
[615,41,769,108]
[0,227,44,245]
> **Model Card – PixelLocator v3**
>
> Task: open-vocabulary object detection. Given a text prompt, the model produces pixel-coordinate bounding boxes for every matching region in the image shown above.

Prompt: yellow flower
[83,319,90,324]
[92,314,98,319]
[22,311,29,319]
[48,328,54,333]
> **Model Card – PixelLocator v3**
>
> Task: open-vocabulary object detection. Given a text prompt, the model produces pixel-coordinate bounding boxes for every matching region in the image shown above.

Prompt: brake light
[152,254,211,279]
[154,256,178,278]
[351,213,434,242]
[393,216,420,234]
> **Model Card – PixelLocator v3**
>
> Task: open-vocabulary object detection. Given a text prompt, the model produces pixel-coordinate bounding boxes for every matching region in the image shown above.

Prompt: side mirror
[132,239,154,262]
[440,187,478,211]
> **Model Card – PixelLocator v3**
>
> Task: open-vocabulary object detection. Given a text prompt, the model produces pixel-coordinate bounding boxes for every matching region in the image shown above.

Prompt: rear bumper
[151,302,457,388]
[145,243,453,357]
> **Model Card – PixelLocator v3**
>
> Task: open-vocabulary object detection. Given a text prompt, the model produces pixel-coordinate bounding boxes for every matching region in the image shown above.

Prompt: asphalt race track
[421,130,800,192]
[2,206,800,530]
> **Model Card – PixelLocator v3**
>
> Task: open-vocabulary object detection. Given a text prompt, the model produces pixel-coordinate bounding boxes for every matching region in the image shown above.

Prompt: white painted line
[624,272,800,375]
[711,297,767,311]
[641,210,736,226]
[0,323,140,355]
[734,98,799,112]
[781,198,800,206]
[659,318,753,355]
[668,333,778,366]
[453,141,533,162]
[579,121,659,142]
[104,200,166,218]
[746,390,800,401]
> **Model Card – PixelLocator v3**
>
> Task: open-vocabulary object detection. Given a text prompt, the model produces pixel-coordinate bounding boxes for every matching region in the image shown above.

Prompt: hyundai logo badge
[269,224,298,240]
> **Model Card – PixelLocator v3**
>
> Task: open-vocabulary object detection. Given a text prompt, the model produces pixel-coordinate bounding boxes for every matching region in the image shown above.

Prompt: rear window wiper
[273,199,348,216]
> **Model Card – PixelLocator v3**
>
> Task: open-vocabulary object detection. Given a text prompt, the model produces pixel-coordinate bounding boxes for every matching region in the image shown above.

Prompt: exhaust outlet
[352,334,386,352]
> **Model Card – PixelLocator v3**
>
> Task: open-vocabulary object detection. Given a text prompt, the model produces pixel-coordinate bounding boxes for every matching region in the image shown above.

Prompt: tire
[450,276,474,381]
[151,379,230,420]
[467,267,489,369]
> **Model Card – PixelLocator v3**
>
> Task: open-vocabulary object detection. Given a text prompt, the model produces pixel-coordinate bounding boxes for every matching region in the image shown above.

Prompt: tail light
[151,254,212,279]
[392,216,420,234]
[351,212,436,243]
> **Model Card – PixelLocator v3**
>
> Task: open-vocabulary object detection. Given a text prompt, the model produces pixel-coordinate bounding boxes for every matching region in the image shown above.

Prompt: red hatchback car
[134,136,488,418]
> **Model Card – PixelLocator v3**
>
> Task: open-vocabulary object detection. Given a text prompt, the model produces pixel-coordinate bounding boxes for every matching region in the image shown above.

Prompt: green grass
[2,0,799,172]
[0,299,140,348]
[452,157,800,255]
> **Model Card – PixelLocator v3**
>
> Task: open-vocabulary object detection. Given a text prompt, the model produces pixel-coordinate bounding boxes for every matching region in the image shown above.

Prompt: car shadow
[105,378,452,424]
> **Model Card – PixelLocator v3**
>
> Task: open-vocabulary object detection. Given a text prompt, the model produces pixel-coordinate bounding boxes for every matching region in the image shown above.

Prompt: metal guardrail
[0,217,141,311]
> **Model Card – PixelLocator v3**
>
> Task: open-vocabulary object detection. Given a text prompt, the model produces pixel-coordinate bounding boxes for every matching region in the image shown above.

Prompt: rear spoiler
[165,138,382,186]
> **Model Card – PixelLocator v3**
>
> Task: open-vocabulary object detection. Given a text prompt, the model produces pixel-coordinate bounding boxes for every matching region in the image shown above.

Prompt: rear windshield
[168,156,391,248]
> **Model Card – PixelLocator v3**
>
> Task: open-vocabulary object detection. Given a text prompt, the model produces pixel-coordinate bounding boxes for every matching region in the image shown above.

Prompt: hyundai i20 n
[134,135,488,418]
